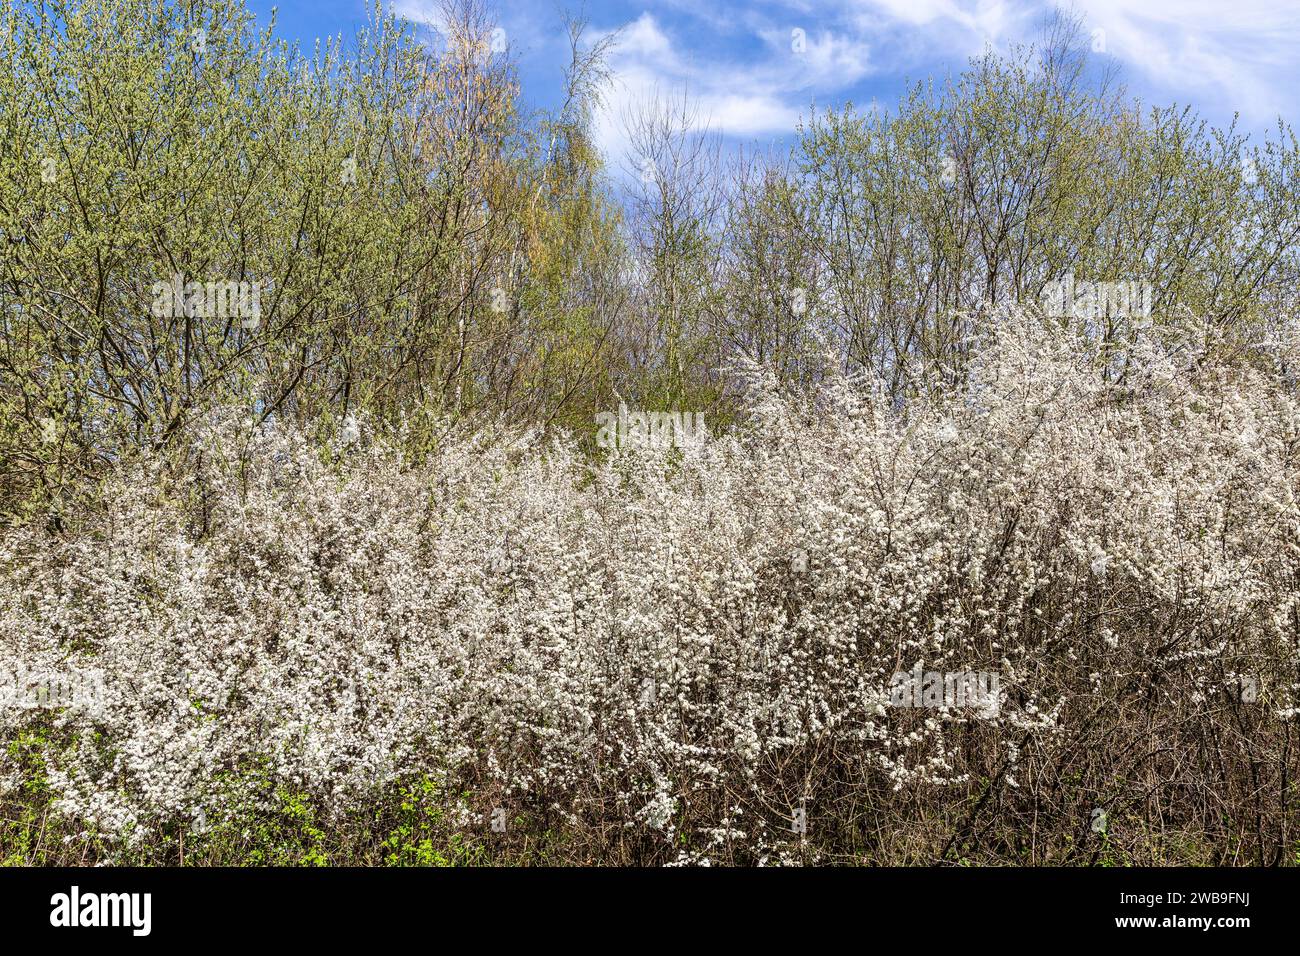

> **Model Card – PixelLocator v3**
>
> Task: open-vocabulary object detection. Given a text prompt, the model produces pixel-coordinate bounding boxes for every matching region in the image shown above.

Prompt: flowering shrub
[3,312,1299,865]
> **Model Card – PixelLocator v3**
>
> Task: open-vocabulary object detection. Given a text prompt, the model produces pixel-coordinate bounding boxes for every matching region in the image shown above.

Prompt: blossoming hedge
[3,313,1299,865]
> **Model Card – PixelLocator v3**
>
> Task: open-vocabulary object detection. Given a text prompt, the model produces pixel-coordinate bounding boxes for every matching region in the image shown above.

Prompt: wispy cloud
[388,0,1300,165]
[591,11,877,162]
[1065,0,1300,125]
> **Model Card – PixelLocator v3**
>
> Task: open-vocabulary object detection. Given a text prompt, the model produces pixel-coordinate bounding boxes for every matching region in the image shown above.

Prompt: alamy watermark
[1,661,105,717]
[50,886,151,936]
[1041,273,1152,321]
[151,272,265,329]
[888,663,1000,717]
[595,403,706,451]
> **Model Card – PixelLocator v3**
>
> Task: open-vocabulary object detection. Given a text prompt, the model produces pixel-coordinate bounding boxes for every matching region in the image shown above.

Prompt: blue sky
[243,0,1300,161]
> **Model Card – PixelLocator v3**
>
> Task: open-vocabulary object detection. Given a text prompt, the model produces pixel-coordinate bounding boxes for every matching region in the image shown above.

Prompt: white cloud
[390,0,553,60]
[396,0,1300,165]
[1065,0,1300,125]
[586,1,1046,166]
[390,0,448,33]
[702,93,805,136]
[592,12,875,164]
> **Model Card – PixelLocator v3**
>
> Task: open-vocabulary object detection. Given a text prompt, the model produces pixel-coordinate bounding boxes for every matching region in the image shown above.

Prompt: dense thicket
[5,314,1300,865]
[3,0,1300,865]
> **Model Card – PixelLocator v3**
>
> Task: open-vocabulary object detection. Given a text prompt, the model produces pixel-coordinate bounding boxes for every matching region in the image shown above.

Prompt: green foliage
[0,0,628,518]
[381,776,481,867]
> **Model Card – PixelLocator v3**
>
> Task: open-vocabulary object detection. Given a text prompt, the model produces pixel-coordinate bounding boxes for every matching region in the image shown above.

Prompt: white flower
[340,415,360,446]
